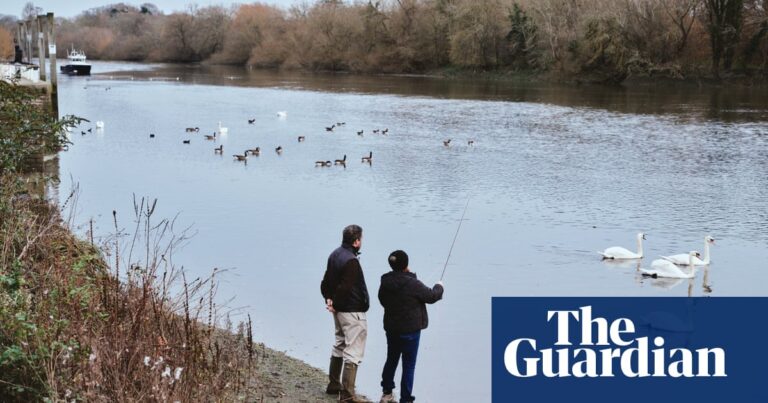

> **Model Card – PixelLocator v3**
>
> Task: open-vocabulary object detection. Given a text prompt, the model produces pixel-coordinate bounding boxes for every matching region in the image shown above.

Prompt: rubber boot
[326,356,343,395]
[339,362,370,402]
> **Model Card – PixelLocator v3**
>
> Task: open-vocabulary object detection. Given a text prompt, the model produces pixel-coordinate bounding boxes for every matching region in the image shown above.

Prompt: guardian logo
[492,297,768,403]
[504,306,726,378]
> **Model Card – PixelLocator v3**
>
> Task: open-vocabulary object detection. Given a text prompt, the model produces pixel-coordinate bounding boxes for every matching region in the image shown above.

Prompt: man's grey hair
[342,224,363,245]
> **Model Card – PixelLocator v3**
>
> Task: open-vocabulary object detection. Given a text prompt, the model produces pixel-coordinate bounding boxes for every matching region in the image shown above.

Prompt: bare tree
[663,0,702,55]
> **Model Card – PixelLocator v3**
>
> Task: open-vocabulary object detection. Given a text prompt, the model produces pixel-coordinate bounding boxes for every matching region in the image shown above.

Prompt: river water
[56,62,768,402]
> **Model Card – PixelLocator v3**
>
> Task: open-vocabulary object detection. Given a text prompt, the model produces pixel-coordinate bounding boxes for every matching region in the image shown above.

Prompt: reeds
[0,181,254,401]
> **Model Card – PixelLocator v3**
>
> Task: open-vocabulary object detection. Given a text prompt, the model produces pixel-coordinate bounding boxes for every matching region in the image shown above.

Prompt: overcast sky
[1,0,301,18]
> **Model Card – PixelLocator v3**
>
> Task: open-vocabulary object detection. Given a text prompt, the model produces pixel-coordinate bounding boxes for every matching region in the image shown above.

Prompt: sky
[1,0,301,18]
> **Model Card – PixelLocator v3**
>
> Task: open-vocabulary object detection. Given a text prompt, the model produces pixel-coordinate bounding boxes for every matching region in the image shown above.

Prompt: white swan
[661,235,715,265]
[218,121,228,135]
[95,121,104,129]
[277,111,287,118]
[599,232,646,259]
[640,251,697,279]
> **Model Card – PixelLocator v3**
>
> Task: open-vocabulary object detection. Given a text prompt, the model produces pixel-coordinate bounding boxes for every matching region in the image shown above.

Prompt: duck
[204,133,216,141]
[246,147,260,156]
[334,155,347,165]
[357,130,364,136]
[598,232,646,259]
[373,129,380,134]
[468,139,474,146]
[325,125,335,132]
[182,139,191,144]
[361,151,372,163]
[443,139,452,146]
[315,160,332,167]
[382,128,388,135]
[233,152,248,161]
[298,136,305,142]
[149,133,155,138]
[275,146,283,154]
[218,122,228,135]
[248,118,256,124]
[214,145,223,154]
[661,235,716,266]
[640,251,698,279]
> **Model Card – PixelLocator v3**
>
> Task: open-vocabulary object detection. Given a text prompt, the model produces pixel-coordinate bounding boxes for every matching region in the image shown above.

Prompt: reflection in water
[56,62,768,402]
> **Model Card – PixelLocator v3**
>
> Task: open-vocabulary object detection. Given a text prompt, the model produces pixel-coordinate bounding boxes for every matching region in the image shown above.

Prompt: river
[56,62,768,402]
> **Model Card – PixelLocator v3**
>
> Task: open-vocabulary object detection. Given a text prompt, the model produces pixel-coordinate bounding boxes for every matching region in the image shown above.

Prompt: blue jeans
[381,330,421,403]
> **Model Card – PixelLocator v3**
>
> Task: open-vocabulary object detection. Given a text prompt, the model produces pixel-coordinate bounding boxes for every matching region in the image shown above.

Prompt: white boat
[60,48,91,76]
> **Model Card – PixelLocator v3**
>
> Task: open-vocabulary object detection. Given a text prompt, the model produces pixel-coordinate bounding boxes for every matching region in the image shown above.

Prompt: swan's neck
[637,236,644,257]
[702,239,711,264]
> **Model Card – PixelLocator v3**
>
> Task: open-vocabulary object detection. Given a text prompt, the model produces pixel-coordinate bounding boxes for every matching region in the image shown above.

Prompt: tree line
[2,0,768,82]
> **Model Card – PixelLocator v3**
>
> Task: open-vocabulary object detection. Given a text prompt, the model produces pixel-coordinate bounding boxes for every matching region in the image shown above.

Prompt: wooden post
[37,17,46,81]
[16,22,23,59]
[47,13,58,118]
[25,20,33,64]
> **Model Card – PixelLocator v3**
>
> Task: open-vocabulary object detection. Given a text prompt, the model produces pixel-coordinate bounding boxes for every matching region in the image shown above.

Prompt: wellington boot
[339,362,371,402]
[326,356,343,395]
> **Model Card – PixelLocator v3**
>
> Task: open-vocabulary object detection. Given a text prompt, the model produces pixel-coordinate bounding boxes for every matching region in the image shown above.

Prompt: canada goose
[382,128,388,134]
[81,131,86,135]
[443,139,451,146]
[246,147,260,156]
[315,160,332,167]
[373,129,380,134]
[275,146,283,154]
[334,155,347,165]
[467,139,474,146]
[298,136,305,142]
[325,125,335,132]
[214,145,223,154]
[88,128,93,133]
[357,130,364,136]
[233,152,248,161]
[361,151,372,163]
[185,127,199,133]
[248,118,256,124]
[149,133,155,138]
[182,140,191,144]
[204,133,216,140]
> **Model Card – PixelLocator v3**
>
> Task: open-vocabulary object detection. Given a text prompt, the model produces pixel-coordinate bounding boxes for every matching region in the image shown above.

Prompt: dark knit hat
[388,250,408,271]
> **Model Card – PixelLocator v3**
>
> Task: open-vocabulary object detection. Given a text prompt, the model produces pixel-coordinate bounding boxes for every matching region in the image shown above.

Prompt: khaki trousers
[332,312,367,364]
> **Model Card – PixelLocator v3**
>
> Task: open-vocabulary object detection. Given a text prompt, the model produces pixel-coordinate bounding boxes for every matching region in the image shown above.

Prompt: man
[321,224,370,402]
[378,250,444,403]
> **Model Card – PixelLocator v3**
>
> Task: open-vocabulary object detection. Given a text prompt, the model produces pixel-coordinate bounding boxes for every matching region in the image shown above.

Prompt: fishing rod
[439,196,470,281]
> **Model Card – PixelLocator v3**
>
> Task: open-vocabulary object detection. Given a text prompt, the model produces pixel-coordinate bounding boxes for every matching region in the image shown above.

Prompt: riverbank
[0,177,337,401]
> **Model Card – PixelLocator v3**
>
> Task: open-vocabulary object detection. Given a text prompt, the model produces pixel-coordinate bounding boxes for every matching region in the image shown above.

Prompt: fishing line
[439,196,470,281]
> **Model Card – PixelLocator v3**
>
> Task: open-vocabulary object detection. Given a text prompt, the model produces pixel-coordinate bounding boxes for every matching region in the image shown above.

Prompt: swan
[95,121,104,129]
[640,251,697,279]
[218,122,228,135]
[661,235,715,265]
[598,232,646,259]
[277,111,287,118]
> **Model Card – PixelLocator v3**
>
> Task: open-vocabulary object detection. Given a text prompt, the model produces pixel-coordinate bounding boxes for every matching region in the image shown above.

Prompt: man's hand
[326,298,336,313]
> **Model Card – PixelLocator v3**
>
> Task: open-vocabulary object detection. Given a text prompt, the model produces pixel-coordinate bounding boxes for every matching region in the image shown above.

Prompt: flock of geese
[599,233,716,279]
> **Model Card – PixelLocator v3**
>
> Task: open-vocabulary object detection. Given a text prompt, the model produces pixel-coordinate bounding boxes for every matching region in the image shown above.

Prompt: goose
[182,139,191,144]
[87,128,92,133]
[443,139,452,146]
[334,155,347,165]
[218,122,228,135]
[598,232,646,259]
[214,145,223,154]
[277,111,287,118]
[298,136,305,142]
[233,152,248,161]
[204,133,216,141]
[247,147,261,156]
[325,125,335,132]
[661,235,715,266]
[640,251,698,279]
[357,130,364,136]
[315,160,332,167]
[468,139,475,146]
[275,146,283,154]
[248,118,256,124]
[373,129,380,134]
[185,127,199,133]
[361,151,372,163]
[382,128,388,135]
[81,131,86,135]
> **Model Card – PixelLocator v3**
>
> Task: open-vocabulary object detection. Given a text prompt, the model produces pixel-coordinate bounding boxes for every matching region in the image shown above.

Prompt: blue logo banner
[492,297,768,403]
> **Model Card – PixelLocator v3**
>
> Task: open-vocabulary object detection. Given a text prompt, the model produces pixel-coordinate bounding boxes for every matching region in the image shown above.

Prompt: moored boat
[60,48,91,76]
